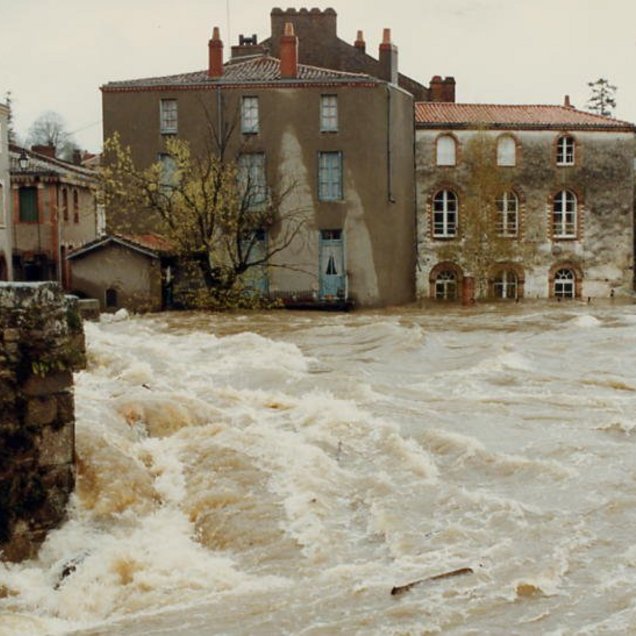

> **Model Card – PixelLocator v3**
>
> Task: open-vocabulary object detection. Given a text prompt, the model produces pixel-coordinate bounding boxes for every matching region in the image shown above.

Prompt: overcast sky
[2,0,635,152]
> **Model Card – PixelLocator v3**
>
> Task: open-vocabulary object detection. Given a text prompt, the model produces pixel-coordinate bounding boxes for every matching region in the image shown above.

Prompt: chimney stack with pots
[208,26,224,78]
[354,30,366,54]
[378,28,398,84]
[280,22,298,78]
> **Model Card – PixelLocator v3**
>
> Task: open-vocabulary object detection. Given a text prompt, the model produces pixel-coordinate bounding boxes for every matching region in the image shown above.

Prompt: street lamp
[18,150,28,171]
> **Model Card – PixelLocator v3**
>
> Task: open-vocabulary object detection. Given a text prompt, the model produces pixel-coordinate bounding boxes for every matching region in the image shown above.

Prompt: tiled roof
[9,144,97,178]
[415,103,635,131]
[103,56,376,90]
[68,233,174,261]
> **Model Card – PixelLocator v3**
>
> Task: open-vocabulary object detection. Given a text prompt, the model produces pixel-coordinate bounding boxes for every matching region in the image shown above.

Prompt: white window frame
[436,135,456,166]
[553,190,577,238]
[320,95,338,132]
[158,153,177,191]
[160,99,178,134]
[556,135,575,165]
[318,151,343,201]
[238,152,267,207]
[554,268,575,298]
[435,270,458,300]
[241,96,259,134]
[493,270,518,299]
[496,191,519,237]
[497,136,516,166]
[433,190,458,237]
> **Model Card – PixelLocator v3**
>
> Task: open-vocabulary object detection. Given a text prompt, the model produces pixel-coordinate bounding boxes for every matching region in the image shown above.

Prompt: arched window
[432,190,458,237]
[496,191,519,237]
[434,270,458,300]
[497,136,516,166]
[553,190,577,238]
[436,135,456,166]
[556,135,575,165]
[493,270,518,299]
[554,268,575,298]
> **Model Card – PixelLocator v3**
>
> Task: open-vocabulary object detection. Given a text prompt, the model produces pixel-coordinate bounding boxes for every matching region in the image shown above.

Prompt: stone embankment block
[0,282,85,562]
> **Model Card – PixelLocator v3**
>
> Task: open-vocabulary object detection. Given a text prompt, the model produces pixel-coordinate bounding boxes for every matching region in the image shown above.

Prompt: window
[496,191,518,237]
[554,268,575,298]
[553,190,577,238]
[436,135,456,166]
[435,270,458,300]
[73,190,79,223]
[320,95,338,132]
[493,270,518,299]
[0,183,4,226]
[160,99,178,134]
[556,135,575,165]
[241,96,259,134]
[318,151,343,201]
[105,288,118,308]
[158,153,177,191]
[19,187,38,222]
[62,188,69,221]
[497,136,516,166]
[238,153,267,207]
[433,190,458,237]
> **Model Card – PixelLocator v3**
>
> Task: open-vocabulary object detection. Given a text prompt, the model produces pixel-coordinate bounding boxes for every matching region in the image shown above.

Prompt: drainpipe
[386,85,395,203]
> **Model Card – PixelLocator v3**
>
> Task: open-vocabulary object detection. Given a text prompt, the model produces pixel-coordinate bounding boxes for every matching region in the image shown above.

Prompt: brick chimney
[208,26,224,78]
[429,75,443,102]
[379,28,398,84]
[31,144,56,158]
[280,22,298,79]
[564,95,573,108]
[354,30,366,54]
[442,77,456,102]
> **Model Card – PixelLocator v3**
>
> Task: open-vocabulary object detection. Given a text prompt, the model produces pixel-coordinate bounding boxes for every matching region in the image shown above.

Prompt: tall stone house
[415,102,636,301]
[0,103,11,280]
[100,8,455,308]
[9,144,99,289]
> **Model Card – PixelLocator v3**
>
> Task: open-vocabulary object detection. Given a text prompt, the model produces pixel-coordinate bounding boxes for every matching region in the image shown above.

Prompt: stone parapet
[0,282,84,562]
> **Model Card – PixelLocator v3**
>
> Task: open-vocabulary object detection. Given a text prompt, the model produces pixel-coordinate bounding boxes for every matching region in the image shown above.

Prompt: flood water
[2,302,636,635]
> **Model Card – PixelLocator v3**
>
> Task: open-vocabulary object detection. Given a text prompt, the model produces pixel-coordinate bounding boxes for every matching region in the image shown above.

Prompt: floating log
[391,567,473,596]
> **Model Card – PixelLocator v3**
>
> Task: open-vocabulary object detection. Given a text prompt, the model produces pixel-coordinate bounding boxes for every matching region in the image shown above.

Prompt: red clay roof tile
[415,103,635,131]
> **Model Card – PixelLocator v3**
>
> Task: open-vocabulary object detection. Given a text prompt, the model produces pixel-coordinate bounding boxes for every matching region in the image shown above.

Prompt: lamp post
[18,150,28,171]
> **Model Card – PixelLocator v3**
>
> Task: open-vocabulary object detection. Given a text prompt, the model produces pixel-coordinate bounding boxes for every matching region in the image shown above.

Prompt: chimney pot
[382,28,391,44]
[564,94,572,108]
[354,29,366,53]
[208,26,224,78]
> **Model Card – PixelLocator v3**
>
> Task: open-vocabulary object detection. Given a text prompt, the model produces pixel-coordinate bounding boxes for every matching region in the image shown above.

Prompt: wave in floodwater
[2,302,636,635]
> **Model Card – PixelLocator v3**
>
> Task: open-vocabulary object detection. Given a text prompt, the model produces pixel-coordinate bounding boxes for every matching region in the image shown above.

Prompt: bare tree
[437,133,528,300]
[26,111,79,160]
[587,78,617,117]
[100,133,309,308]
[4,91,17,144]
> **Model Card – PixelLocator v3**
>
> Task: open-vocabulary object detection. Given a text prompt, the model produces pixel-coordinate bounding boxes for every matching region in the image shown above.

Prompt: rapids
[2,302,636,634]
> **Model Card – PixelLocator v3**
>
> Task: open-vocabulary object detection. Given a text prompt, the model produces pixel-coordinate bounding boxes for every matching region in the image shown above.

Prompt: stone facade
[0,282,84,562]
[415,103,636,301]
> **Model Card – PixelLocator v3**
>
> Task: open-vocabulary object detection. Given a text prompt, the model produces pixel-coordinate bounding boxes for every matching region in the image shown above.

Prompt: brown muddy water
[2,302,636,635]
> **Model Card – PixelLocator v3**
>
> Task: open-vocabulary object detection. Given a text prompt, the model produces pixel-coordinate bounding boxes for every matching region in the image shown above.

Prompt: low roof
[68,234,173,261]
[415,103,635,131]
[102,55,378,91]
[9,144,97,179]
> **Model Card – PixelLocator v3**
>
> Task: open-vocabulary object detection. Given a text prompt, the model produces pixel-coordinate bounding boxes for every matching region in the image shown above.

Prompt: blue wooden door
[319,229,345,299]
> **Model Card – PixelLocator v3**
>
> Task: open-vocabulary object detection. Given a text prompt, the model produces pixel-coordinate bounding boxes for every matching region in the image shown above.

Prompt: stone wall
[0,282,84,562]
